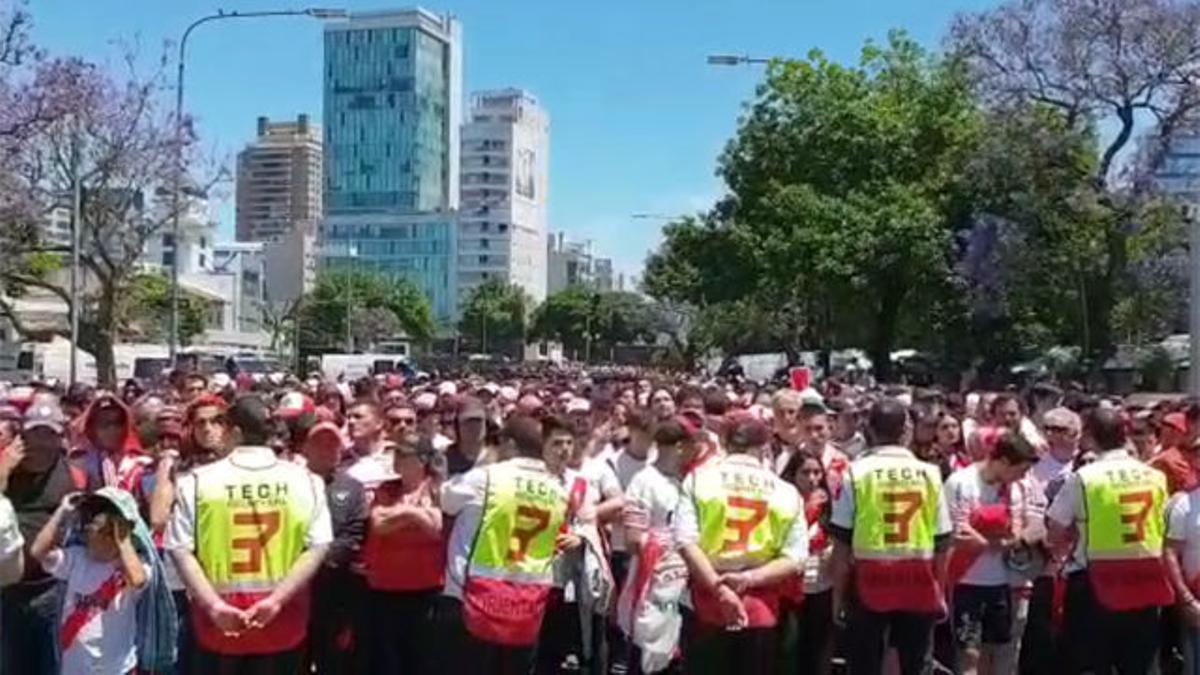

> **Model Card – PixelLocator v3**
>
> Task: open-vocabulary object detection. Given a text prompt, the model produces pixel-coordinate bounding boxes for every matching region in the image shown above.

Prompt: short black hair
[228,395,273,445]
[1085,407,1127,451]
[675,386,704,407]
[501,415,543,458]
[990,393,1022,415]
[702,390,729,416]
[867,398,909,445]
[992,430,1038,465]
[540,414,574,442]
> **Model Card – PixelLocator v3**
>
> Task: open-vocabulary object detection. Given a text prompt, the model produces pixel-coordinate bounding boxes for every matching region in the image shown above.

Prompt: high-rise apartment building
[459,89,549,305]
[235,115,322,242]
[547,232,594,294]
[320,8,462,324]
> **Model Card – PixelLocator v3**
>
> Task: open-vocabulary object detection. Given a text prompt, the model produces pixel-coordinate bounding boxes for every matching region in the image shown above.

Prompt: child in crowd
[30,489,151,675]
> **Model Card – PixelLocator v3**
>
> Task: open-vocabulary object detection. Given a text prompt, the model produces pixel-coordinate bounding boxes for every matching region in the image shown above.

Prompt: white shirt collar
[229,445,278,470]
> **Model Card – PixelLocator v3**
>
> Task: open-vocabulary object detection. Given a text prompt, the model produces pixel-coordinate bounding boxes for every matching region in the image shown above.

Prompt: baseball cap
[566,398,592,415]
[1163,413,1188,435]
[24,402,65,434]
[438,381,458,397]
[499,386,519,403]
[798,388,827,413]
[277,392,316,420]
[413,392,438,412]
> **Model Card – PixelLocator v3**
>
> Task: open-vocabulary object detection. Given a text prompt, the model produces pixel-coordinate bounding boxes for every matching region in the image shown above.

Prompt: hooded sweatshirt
[69,395,148,492]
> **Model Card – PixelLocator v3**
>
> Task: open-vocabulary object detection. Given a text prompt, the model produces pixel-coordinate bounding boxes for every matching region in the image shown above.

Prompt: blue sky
[28,0,994,282]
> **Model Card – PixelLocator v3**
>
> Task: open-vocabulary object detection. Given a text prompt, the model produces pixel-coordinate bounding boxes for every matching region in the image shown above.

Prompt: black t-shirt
[7,453,77,586]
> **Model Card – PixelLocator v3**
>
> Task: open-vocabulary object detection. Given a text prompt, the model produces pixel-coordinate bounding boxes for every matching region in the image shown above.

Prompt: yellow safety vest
[463,458,570,646]
[192,450,319,654]
[691,456,800,568]
[1081,458,1166,560]
[852,454,941,560]
[850,451,943,613]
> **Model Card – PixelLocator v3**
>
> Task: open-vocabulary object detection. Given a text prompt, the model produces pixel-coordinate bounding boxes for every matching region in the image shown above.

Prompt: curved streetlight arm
[169,7,346,361]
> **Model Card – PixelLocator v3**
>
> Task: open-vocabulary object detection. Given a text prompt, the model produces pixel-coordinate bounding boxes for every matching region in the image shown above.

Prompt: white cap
[210,373,231,390]
[438,381,458,397]
[566,398,592,414]
[499,386,519,403]
[414,392,438,411]
[482,382,500,395]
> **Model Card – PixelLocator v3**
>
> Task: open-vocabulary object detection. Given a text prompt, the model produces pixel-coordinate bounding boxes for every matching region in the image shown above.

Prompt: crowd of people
[0,368,1197,675]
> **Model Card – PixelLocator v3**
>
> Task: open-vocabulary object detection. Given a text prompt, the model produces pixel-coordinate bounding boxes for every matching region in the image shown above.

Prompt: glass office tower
[321,9,462,324]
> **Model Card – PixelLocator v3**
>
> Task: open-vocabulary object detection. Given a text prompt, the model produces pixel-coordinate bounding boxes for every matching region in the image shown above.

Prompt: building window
[498,224,508,233]
[480,222,489,232]
[479,255,489,264]
[480,238,489,249]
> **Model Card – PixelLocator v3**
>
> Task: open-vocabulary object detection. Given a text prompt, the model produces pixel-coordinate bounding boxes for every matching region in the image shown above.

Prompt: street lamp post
[343,245,358,353]
[1186,204,1200,395]
[706,54,773,66]
[169,8,347,364]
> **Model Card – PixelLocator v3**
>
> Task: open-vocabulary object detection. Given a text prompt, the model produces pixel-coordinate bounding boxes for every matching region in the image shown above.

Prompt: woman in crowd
[778,453,834,675]
[364,434,445,674]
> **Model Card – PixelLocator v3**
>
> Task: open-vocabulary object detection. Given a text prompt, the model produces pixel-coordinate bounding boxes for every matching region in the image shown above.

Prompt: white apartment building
[458,88,549,305]
[547,232,593,294]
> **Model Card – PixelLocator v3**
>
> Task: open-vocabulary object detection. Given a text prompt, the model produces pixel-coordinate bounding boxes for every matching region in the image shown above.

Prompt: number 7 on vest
[882,491,923,545]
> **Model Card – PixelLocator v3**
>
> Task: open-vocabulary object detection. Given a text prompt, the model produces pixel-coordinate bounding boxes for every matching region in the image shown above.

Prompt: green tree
[121,273,209,346]
[530,289,658,362]
[950,0,1199,369]
[298,269,435,353]
[458,280,528,355]
[646,33,980,379]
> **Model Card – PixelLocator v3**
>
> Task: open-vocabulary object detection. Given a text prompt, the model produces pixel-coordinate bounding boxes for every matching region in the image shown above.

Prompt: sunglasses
[613,436,631,447]
[1043,425,1072,434]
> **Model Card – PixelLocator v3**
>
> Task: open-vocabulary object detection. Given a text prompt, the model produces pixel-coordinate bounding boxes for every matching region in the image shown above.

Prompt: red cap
[277,392,316,420]
[1163,413,1188,435]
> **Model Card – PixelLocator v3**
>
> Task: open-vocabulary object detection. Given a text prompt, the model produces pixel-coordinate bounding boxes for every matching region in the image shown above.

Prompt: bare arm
[1167,540,1196,605]
[265,544,329,607]
[29,497,73,564]
[594,496,625,524]
[727,557,800,590]
[680,542,722,593]
[370,504,442,537]
[148,456,177,534]
[116,532,147,589]
[171,549,226,613]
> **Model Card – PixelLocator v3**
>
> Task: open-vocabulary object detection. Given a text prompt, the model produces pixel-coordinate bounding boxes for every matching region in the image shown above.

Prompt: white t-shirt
[344,449,397,502]
[624,465,682,548]
[1168,490,1200,586]
[609,449,654,553]
[46,547,149,675]
[944,464,1014,586]
[0,495,23,573]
